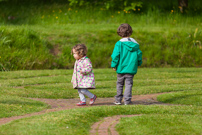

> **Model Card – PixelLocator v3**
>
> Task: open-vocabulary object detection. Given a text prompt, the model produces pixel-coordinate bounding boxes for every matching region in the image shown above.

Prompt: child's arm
[111,42,120,68]
[137,49,142,66]
[80,58,93,75]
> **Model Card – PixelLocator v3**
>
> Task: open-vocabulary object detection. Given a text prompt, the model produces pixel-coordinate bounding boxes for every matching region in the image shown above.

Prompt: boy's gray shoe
[114,102,122,105]
[124,102,132,105]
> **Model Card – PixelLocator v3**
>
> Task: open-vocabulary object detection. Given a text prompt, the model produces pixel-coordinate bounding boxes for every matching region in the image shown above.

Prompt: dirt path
[90,115,142,135]
[0,93,170,134]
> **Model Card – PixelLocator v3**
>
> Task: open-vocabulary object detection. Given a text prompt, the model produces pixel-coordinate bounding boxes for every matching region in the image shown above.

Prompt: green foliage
[67,0,202,14]
[189,28,202,48]
[68,0,143,10]
[0,1,202,70]
[0,26,55,70]
[139,28,202,67]
[124,1,143,11]
[0,25,202,70]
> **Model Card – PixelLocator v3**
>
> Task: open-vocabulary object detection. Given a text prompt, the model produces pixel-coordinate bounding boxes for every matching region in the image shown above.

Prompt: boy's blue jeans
[115,74,134,104]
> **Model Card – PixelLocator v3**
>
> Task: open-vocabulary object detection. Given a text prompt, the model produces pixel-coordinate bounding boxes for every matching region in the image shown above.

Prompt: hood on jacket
[120,38,139,52]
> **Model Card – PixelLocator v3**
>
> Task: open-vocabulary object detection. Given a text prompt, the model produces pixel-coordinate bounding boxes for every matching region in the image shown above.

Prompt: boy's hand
[113,68,116,71]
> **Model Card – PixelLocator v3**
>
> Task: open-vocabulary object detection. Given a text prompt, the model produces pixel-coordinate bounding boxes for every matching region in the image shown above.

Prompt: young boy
[111,23,142,105]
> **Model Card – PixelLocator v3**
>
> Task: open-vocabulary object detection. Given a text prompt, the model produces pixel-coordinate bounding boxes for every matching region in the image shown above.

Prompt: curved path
[90,115,142,135]
[0,93,170,134]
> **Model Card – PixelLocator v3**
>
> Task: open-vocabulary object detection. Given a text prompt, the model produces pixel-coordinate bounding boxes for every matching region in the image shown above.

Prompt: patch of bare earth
[0,93,171,134]
[90,115,142,135]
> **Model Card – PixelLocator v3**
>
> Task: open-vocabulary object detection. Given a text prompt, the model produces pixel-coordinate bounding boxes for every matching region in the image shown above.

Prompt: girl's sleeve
[71,62,76,83]
[137,49,142,66]
[111,42,120,68]
[81,59,93,74]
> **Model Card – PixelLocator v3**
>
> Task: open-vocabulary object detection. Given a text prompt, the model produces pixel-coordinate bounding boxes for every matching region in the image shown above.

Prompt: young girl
[71,44,97,106]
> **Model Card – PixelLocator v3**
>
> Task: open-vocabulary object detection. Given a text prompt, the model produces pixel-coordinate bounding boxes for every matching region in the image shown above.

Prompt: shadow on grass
[161,94,202,105]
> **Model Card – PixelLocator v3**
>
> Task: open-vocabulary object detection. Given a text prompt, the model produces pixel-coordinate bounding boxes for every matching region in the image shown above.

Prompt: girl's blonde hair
[71,44,87,57]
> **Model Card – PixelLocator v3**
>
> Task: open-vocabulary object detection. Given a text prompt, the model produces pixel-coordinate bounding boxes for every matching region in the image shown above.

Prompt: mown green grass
[157,90,202,106]
[1,1,202,134]
[0,95,50,118]
[0,68,202,99]
[0,68,202,134]
[0,105,201,135]
[0,68,201,117]
[116,114,202,135]
[117,90,202,135]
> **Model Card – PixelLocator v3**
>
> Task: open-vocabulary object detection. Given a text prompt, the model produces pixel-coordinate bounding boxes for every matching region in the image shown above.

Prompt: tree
[178,0,188,13]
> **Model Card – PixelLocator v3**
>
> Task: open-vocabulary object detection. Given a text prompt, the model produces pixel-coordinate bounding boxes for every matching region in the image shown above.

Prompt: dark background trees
[1,0,201,15]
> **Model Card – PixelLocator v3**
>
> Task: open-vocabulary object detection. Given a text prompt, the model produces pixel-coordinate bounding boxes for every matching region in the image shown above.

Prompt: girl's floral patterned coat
[71,56,95,89]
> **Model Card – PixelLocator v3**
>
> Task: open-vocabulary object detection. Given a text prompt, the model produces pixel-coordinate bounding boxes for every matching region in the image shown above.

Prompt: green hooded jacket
[111,38,142,75]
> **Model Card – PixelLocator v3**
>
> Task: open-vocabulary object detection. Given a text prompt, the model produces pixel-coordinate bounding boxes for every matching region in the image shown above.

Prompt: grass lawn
[116,113,202,135]
[1,1,202,134]
[157,90,202,106]
[0,105,201,135]
[0,68,201,99]
[0,95,50,118]
[0,68,202,134]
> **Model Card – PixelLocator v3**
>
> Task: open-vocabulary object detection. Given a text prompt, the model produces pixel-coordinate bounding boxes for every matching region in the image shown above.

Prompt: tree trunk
[178,0,188,13]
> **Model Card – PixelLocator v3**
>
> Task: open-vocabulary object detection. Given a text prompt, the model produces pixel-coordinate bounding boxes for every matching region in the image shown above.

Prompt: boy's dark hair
[71,44,87,57]
[117,23,133,37]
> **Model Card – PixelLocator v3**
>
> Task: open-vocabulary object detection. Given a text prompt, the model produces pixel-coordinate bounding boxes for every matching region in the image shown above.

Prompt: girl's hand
[113,68,116,71]
[80,70,83,74]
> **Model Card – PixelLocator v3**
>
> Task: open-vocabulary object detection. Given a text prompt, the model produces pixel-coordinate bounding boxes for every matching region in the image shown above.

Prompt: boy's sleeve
[81,58,93,74]
[111,42,120,68]
[137,49,142,66]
